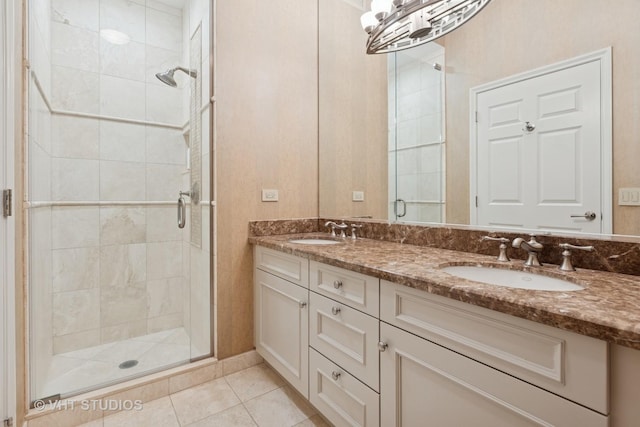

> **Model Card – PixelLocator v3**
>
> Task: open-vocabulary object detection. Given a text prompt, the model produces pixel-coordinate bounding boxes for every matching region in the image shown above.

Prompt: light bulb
[360,11,378,33]
[371,0,393,21]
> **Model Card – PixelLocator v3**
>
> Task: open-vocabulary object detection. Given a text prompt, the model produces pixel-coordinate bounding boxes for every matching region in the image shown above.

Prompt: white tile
[146,46,182,87]
[147,241,182,280]
[60,340,117,360]
[52,207,100,249]
[146,83,184,125]
[147,313,184,333]
[52,247,100,292]
[136,341,189,370]
[146,164,183,200]
[100,243,147,287]
[100,120,146,162]
[99,160,146,201]
[53,289,101,336]
[146,206,182,242]
[100,75,146,120]
[43,359,122,396]
[132,328,177,343]
[29,142,52,201]
[146,8,182,51]
[52,0,100,31]
[100,207,147,245]
[147,0,182,17]
[101,320,147,344]
[52,329,102,355]
[51,66,100,114]
[30,26,52,99]
[100,282,148,327]
[100,0,146,43]
[51,115,100,159]
[31,0,51,53]
[104,396,179,427]
[52,158,100,201]
[100,39,146,81]
[170,378,241,425]
[52,22,100,72]
[147,277,183,317]
[146,126,186,165]
[92,337,155,364]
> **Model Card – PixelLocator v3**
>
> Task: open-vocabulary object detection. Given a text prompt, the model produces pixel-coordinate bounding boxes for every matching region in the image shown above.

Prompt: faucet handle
[324,221,338,237]
[350,224,363,240]
[558,243,595,271]
[481,236,510,262]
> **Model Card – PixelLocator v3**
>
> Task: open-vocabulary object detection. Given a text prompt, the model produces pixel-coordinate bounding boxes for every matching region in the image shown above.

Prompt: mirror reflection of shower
[155,66,198,87]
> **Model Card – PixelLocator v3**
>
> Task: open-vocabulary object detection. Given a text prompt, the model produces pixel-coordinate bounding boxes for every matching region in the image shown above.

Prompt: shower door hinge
[475,111,478,123]
[2,189,12,217]
[3,417,14,427]
[475,196,478,207]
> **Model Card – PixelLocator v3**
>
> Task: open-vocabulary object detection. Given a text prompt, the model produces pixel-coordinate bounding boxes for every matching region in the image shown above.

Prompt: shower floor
[40,328,191,398]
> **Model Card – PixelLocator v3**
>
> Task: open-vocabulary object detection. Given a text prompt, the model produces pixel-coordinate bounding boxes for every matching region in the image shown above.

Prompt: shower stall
[26,0,213,401]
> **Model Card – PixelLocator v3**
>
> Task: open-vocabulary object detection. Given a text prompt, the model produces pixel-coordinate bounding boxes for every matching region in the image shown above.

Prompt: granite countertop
[250,232,640,350]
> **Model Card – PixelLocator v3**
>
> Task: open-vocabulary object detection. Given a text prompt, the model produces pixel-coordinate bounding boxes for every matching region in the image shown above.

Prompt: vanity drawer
[380,280,609,414]
[310,348,380,427]
[309,291,379,391]
[310,261,379,316]
[255,246,309,288]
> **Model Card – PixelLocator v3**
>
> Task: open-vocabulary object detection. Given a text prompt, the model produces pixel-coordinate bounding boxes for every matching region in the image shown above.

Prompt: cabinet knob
[299,301,307,309]
[378,341,388,352]
[331,371,341,381]
[333,280,343,289]
[331,306,341,315]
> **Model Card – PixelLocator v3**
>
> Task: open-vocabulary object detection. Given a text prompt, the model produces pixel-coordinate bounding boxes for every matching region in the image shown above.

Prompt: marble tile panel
[147,313,184,333]
[52,22,100,73]
[52,247,100,292]
[170,377,240,425]
[130,328,176,343]
[103,396,179,427]
[52,207,100,249]
[100,282,148,327]
[145,126,186,165]
[53,329,102,355]
[185,404,257,427]
[244,386,315,427]
[147,277,183,317]
[145,46,182,86]
[99,160,146,201]
[51,115,100,159]
[146,8,182,52]
[147,240,182,280]
[147,0,182,17]
[146,206,182,242]
[100,38,145,82]
[29,142,51,201]
[146,83,184,125]
[100,75,145,121]
[100,207,146,245]
[99,0,146,43]
[53,288,101,336]
[30,0,51,52]
[101,320,147,344]
[51,66,100,114]
[225,363,285,402]
[52,158,100,201]
[99,120,146,162]
[99,243,147,287]
[52,0,99,31]
[59,340,116,360]
[146,164,184,201]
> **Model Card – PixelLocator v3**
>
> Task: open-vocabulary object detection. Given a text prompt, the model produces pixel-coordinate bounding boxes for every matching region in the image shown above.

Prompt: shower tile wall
[388,45,445,223]
[30,0,190,359]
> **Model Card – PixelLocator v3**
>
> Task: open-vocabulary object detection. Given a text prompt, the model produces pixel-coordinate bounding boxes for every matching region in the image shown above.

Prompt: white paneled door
[473,53,611,234]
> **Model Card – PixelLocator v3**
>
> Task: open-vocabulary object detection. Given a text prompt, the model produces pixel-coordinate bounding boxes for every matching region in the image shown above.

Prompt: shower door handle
[177,195,186,229]
[394,199,407,218]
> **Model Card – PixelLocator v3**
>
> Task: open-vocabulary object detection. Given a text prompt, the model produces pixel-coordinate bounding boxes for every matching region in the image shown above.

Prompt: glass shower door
[27,0,212,401]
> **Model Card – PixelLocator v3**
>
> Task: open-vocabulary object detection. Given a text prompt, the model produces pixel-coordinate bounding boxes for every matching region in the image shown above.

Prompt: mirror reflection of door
[472,51,612,234]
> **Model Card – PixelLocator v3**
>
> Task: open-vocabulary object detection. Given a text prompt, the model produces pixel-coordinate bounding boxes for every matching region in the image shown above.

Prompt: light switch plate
[352,191,365,202]
[619,188,640,206]
[262,189,279,202]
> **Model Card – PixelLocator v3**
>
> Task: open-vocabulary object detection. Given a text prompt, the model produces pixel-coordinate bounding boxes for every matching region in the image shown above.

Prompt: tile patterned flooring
[42,328,193,398]
[77,363,330,427]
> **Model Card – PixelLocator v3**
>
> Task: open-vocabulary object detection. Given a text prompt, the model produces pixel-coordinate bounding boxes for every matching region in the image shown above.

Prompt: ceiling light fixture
[361,0,493,54]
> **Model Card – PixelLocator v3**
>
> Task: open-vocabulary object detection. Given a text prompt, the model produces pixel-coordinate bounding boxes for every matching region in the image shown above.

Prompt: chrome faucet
[512,234,544,267]
[325,221,348,238]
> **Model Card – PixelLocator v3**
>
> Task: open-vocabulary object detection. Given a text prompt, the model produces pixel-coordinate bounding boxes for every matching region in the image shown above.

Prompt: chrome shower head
[155,67,198,87]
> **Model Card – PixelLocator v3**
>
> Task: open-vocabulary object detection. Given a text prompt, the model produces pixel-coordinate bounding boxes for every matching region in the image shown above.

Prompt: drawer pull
[331,371,341,381]
[331,306,341,315]
[299,301,307,309]
[333,280,343,289]
[378,341,388,352]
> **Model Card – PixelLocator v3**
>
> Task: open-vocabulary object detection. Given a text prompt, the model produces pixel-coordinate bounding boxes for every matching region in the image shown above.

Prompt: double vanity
[250,221,640,427]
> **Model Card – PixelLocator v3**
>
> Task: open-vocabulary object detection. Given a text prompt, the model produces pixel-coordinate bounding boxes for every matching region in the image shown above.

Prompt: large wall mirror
[319,0,640,238]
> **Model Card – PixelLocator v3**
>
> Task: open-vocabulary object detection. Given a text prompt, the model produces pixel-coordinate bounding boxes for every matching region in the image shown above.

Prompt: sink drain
[118,360,139,369]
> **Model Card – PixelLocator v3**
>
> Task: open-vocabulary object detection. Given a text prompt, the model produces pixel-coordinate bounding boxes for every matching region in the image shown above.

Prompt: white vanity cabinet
[254,247,309,398]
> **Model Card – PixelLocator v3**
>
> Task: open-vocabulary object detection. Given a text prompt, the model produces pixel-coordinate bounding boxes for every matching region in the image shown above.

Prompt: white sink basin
[441,265,584,291]
[288,239,342,245]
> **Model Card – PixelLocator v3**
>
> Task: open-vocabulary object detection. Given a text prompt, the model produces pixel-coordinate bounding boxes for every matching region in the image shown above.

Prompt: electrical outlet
[352,191,365,202]
[619,188,640,206]
[262,189,279,202]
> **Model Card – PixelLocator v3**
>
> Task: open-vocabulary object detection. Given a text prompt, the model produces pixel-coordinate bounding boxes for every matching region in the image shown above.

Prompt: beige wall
[442,0,640,235]
[215,0,319,358]
[318,0,388,220]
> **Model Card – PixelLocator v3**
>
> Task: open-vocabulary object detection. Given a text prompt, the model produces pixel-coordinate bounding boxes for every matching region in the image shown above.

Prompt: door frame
[469,48,612,234]
[1,0,18,424]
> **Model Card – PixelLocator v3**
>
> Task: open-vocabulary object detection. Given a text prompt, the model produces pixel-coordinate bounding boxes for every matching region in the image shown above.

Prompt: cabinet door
[380,323,608,427]
[254,269,309,398]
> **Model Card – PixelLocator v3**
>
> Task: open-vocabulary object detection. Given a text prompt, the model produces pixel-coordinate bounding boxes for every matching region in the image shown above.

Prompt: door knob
[570,211,597,221]
[523,121,536,132]
[331,371,341,381]
[331,306,341,315]
[333,280,343,289]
